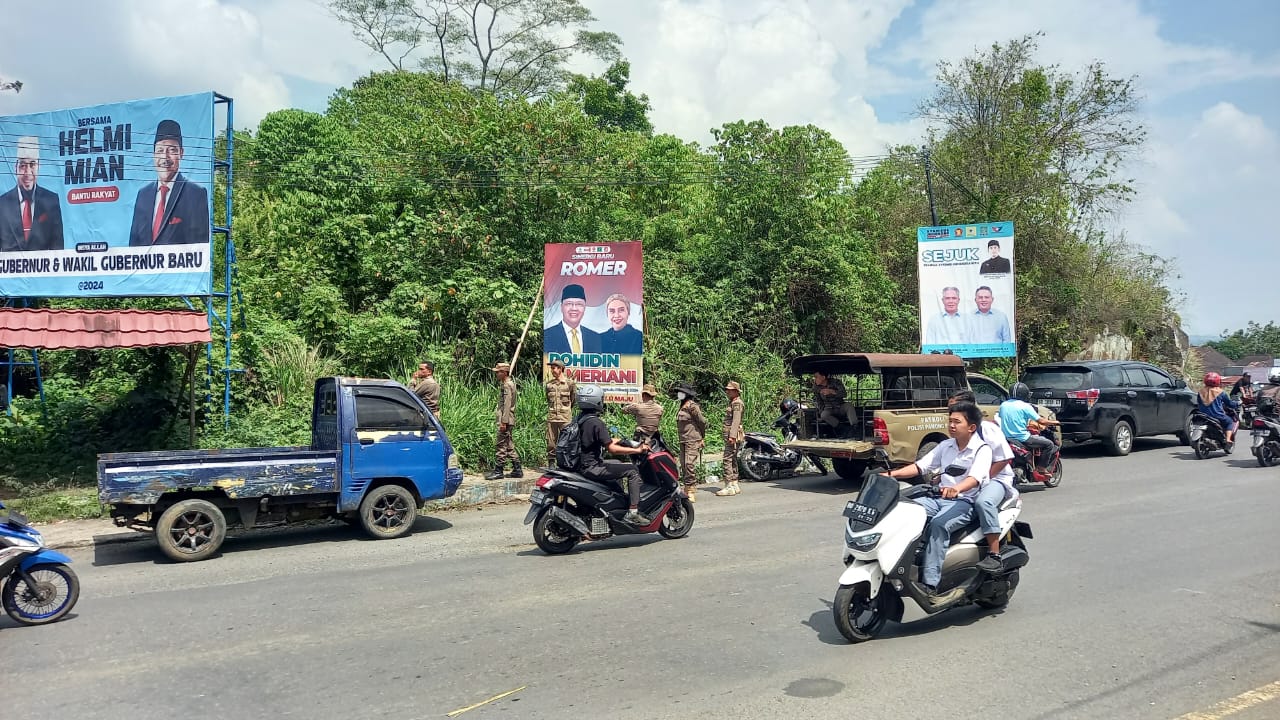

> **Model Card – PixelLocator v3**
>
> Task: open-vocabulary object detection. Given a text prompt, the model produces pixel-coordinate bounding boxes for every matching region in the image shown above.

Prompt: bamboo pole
[509,277,545,373]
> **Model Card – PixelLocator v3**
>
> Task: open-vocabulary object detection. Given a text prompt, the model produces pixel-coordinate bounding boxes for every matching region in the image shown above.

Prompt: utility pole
[922,147,938,226]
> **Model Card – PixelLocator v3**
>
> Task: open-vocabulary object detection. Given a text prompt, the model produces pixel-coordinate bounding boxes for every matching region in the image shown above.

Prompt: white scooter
[832,471,1032,643]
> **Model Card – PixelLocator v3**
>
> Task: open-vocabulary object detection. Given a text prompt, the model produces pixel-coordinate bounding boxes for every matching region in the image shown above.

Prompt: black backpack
[555,416,586,470]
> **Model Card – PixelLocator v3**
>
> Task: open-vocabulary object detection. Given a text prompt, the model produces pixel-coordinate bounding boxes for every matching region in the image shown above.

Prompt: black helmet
[577,384,604,413]
[779,398,800,416]
[1011,382,1031,401]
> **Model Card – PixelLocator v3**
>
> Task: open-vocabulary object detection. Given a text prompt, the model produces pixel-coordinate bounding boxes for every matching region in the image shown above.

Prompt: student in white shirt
[888,401,991,603]
[950,390,1017,573]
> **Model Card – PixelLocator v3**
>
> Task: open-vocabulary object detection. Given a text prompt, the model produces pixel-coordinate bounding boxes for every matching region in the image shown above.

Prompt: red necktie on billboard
[21,198,32,243]
[152,184,169,242]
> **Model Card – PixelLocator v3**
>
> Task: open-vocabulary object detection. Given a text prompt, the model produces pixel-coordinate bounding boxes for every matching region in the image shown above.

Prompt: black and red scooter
[524,431,694,554]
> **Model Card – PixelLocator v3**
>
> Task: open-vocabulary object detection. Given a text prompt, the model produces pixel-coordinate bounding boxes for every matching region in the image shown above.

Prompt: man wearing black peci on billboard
[0,136,63,252]
[979,239,1011,274]
[129,119,209,247]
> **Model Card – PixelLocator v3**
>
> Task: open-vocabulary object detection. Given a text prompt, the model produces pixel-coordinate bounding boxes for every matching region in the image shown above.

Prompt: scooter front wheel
[833,582,888,643]
[3,563,80,625]
[658,498,694,539]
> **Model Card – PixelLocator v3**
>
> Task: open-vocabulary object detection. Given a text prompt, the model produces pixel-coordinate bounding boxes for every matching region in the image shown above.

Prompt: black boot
[506,462,524,478]
[484,461,505,480]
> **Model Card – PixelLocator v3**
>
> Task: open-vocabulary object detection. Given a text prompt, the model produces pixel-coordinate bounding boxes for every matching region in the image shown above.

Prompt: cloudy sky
[1,0,1277,338]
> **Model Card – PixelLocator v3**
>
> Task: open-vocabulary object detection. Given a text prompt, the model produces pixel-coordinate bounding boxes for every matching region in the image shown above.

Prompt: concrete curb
[39,475,543,552]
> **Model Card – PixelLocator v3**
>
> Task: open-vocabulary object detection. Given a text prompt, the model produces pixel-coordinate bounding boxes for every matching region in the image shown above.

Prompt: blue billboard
[0,93,214,297]
[917,221,1016,358]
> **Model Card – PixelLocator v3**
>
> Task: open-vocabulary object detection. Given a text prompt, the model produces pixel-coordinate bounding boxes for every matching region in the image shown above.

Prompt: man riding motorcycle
[1259,369,1280,405]
[566,385,651,525]
[998,382,1060,469]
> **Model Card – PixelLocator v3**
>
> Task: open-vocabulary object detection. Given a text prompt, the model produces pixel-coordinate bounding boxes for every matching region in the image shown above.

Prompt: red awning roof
[0,309,211,350]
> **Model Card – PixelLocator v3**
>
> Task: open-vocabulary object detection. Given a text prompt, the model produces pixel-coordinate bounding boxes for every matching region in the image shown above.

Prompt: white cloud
[895,0,1280,101]
[1124,103,1280,333]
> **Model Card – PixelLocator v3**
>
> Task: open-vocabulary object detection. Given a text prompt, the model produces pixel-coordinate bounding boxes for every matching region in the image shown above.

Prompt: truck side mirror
[1174,379,1187,389]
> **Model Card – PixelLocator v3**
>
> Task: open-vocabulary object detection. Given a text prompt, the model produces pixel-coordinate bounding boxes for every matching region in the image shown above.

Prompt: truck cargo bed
[98,446,339,505]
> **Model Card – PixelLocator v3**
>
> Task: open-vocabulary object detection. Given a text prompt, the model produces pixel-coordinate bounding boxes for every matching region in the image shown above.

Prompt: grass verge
[4,486,103,523]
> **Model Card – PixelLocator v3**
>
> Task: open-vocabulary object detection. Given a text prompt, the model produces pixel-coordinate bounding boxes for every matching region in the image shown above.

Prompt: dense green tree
[1208,322,1280,360]
[565,61,652,133]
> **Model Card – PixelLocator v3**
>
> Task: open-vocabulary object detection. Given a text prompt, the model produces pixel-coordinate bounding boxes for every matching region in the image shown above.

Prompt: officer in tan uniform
[622,384,665,442]
[410,361,440,416]
[814,370,855,438]
[544,359,576,465]
[674,383,707,502]
[485,361,522,480]
[716,380,745,497]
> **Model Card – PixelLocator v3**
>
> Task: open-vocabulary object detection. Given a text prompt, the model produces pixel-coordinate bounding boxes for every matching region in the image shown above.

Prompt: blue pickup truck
[98,377,464,562]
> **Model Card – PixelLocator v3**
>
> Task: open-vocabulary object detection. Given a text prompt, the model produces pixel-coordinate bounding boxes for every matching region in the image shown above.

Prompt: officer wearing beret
[544,358,577,465]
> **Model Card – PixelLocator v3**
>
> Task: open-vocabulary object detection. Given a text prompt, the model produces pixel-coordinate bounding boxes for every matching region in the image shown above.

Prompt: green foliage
[330,0,621,98]
[566,61,653,133]
[1207,322,1280,360]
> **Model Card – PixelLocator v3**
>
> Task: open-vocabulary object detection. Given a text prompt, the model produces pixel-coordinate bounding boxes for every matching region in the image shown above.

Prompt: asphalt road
[3,438,1278,720]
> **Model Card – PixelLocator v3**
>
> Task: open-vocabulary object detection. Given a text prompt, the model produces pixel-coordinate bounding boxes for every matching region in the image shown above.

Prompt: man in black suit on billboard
[544,283,601,354]
[979,239,1011,274]
[0,136,64,252]
[129,119,209,246]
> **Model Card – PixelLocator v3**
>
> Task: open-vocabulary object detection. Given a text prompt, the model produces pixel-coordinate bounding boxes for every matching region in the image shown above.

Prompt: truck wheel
[155,499,227,562]
[916,441,939,461]
[831,458,867,482]
[359,485,417,540]
[1106,419,1134,456]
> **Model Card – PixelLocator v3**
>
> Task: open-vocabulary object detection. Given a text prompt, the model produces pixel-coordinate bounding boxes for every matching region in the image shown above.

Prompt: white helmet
[1269,368,1280,385]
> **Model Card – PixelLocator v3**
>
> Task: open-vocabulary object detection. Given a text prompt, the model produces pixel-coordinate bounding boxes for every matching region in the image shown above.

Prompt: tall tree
[566,60,652,133]
[330,0,621,97]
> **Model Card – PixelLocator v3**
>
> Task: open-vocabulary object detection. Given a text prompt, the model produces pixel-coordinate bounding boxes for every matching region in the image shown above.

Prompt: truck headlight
[849,532,881,551]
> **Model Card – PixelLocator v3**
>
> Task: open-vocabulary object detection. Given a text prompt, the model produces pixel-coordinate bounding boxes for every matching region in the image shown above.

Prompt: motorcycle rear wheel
[532,507,580,554]
[738,445,773,482]
[658,498,695,539]
[1193,441,1207,460]
[3,563,80,625]
[1043,459,1063,488]
[975,568,1020,609]
[832,583,888,643]
[1258,443,1277,467]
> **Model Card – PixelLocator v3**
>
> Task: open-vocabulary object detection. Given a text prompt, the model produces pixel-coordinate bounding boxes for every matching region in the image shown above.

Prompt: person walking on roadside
[622,384,665,442]
[716,380,745,497]
[674,383,707,502]
[410,361,440,416]
[544,359,576,466]
[486,362,523,480]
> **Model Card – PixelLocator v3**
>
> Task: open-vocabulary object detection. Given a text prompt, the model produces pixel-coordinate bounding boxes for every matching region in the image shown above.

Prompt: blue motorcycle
[0,501,80,625]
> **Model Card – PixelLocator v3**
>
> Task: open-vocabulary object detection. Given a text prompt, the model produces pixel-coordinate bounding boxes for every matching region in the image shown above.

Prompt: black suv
[1020,361,1196,456]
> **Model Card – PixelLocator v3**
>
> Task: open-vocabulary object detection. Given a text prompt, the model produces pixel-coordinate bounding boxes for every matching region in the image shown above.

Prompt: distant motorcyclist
[998,383,1059,469]
[1197,372,1240,449]
[571,385,651,524]
[1259,369,1280,406]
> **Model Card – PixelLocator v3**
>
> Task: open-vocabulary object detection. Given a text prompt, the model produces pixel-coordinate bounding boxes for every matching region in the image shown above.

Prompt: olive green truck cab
[782,353,1042,480]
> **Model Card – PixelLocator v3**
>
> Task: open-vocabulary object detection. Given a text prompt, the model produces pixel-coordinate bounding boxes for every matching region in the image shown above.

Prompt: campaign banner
[918,222,1016,358]
[0,93,215,297]
[543,242,643,403]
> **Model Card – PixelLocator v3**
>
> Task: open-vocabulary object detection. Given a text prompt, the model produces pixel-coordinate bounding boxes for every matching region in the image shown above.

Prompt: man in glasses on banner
[0,136,63,252]
[129,119,209,247]
[544,283,601,356]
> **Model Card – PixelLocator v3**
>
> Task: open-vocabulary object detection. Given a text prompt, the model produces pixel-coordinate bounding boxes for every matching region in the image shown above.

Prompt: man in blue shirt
[998,383,1058,469]
[970,286,1012,344]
